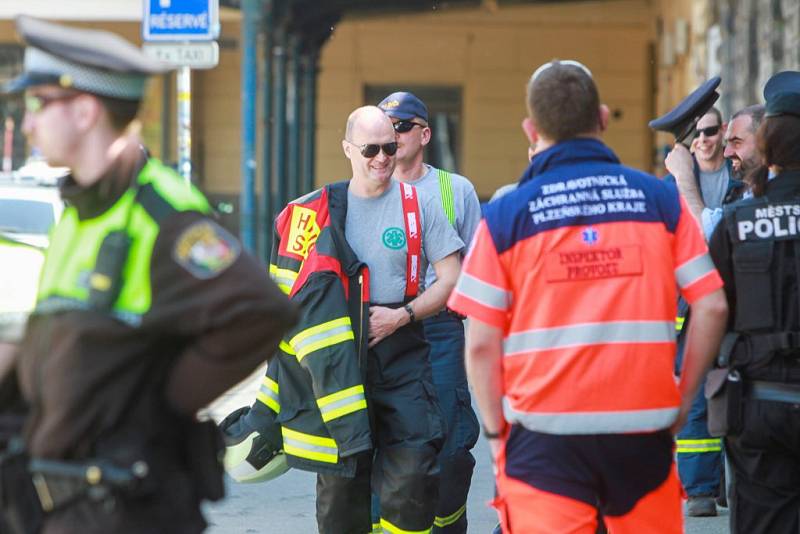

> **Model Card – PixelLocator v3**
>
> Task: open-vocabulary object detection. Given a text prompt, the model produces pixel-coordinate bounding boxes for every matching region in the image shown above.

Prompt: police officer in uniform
[708,70,800,533]
[0,16,295,534]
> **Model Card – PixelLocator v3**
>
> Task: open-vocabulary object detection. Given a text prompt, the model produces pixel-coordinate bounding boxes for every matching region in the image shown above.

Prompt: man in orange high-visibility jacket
[448,60,730,534]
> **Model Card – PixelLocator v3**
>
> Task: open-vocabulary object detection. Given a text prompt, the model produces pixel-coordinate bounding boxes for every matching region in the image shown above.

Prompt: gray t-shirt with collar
[402,165,481,288]
[345,179,464,304]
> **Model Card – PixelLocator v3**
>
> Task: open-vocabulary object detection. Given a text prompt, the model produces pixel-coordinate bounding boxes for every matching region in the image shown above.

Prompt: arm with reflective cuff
[283,274,371,457]
[673,196,724,304]
[448,221,511,329]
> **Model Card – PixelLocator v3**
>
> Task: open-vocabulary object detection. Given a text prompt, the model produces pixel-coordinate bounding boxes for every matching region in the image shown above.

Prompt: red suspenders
[400,183,422,298]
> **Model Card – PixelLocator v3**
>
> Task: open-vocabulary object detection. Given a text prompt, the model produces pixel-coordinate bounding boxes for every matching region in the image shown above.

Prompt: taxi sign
[142,0,220,42]
[142,42,219,69]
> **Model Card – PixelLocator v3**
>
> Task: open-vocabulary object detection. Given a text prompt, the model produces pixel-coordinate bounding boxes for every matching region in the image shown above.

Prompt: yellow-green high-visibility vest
[35,159,211,326]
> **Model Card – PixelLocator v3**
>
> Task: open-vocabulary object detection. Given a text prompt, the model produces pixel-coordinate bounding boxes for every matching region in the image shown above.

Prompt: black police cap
[649,76,721,146]
[763,71,800,118]
[4,16,171,100]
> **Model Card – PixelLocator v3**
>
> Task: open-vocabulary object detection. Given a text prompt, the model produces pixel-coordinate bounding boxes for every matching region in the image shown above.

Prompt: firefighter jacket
[265,181,372,477]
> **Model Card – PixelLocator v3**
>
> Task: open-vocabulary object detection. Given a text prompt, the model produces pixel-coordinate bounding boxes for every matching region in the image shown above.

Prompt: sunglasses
[24,92,81,113]
[393,120,424,134]
[695,125,721,138]
[532,60,593,81]
[345,140,398,158]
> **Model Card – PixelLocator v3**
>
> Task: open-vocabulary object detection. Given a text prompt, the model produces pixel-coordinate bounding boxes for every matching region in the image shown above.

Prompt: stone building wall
[714,0,800,117]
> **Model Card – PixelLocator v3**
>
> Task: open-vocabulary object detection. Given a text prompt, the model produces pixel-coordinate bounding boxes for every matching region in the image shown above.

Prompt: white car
[0,174,65,342]
[0,179,64,249]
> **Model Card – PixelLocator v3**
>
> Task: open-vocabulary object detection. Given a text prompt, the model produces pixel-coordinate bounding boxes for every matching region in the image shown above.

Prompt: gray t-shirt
[346,180,464,304]
[404,165,481,288]
[699,164,730,210]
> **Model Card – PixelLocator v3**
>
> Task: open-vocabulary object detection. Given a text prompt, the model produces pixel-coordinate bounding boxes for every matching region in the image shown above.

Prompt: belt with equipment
[28,457,150,513]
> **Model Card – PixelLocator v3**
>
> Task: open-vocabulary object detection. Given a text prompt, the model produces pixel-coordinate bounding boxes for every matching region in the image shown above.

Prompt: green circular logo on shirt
[382,227,406,249]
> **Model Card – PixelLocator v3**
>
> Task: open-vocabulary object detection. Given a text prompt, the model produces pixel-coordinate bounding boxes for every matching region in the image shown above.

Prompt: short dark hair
[731,104,765,132]
[705,107,723,126]
[96,95,141,132]
[749,114,800,196]
[526,62,600,142]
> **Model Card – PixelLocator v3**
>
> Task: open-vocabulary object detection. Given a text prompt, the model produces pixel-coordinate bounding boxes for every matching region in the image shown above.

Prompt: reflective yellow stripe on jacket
[379,517,432,534]
[281,427,338,464]
[256,376,280,414]
[269,264,299,295]
[282,317,355,362]
[676,438,723,454]
[316,384,367,423]
[434,503,466,528]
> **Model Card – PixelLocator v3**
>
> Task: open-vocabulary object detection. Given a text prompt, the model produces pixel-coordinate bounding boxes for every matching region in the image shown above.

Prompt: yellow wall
[316,0,655,197]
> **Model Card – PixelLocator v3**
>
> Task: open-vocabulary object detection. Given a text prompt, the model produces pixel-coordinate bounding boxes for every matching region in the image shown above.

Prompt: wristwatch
[403,303,416,323]
[482,424,505,440]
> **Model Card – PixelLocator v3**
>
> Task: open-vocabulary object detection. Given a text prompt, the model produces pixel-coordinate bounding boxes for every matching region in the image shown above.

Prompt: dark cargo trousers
[424,312,479,533]
[316,321,444,534]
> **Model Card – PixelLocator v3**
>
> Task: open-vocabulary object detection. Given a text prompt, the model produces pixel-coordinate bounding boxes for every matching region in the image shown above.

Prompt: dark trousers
[316,321,444,534]
[424,312,479,533]
[727,397,800,533]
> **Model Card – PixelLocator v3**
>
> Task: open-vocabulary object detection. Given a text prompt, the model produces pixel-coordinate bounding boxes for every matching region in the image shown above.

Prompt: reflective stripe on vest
[436,168,456,227]
[257,376,280,414]
[400,183,422,298]
[503,397,679,434]
[380,517,432,534]
[35,159,210,322]
[281,427,338,464]
[503,320,675,355]
[316,384,367,423]
[282,317,355,362]
[676,438,722,454]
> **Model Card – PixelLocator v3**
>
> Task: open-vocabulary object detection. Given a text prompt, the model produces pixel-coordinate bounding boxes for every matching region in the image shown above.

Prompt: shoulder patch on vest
[173,220,241,279]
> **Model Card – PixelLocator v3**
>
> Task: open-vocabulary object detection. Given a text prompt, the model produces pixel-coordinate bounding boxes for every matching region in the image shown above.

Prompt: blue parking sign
[142,0,219,42]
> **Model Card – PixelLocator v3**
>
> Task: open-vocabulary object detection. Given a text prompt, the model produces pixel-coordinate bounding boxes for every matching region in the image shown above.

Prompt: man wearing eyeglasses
[376,91,481,534]
[310,105,463,534]
[0,16,295,533]
[448,59,728,534]
[664,108,745,517]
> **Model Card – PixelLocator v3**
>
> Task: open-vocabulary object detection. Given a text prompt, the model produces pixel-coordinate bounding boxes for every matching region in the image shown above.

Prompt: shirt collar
[520,138,620,186]
[60,142,147,219]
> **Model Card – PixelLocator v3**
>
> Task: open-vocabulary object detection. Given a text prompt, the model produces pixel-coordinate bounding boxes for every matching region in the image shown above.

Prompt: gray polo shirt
[402,165,481,288]
[346,180,464,304]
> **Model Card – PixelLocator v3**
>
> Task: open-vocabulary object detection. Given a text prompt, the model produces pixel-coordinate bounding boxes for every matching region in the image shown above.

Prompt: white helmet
[219,406,289,484]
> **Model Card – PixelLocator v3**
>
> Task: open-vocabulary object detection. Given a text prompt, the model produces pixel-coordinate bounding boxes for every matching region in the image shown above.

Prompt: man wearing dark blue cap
[378,91,481,534]
[0,16,295,534]
[708,70,800,534]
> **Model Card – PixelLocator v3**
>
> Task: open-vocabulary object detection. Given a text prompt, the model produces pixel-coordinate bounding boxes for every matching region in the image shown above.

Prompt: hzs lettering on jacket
[286,206,321,259]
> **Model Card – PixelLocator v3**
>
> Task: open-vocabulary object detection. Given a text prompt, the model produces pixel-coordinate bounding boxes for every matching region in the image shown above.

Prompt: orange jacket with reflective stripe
[448,139,723,434]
